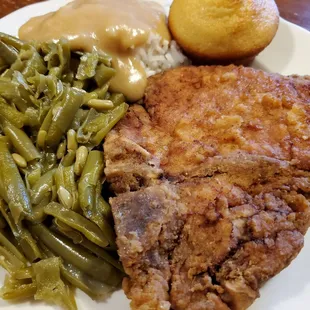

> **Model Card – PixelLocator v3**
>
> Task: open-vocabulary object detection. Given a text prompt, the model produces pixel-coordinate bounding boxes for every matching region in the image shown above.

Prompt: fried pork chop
[104,65,310,310]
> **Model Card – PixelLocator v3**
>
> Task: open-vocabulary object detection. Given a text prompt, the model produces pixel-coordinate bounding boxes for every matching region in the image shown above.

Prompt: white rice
[136,32,190,77]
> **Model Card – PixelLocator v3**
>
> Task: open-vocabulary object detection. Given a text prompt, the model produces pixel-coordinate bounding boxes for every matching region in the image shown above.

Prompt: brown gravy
[19,0,170,101]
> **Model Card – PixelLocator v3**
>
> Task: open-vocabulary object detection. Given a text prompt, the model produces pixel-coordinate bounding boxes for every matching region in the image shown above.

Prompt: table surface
[275,0,310,31]
[0,0,309,30]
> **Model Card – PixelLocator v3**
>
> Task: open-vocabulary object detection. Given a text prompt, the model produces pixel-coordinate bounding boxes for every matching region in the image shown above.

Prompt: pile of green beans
[0,32,128,309]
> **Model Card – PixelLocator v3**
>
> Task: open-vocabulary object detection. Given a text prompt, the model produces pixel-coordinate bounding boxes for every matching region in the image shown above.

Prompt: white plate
[0,1,310,309]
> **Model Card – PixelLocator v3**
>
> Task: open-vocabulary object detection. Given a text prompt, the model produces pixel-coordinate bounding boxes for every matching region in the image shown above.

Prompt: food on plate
[0,32,126,309]
[104,65,310,309]
[168,0,280,63]
[19,0,188,102]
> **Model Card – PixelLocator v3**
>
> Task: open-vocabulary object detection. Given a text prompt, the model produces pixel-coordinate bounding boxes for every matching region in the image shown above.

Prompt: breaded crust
[104,65,310,310]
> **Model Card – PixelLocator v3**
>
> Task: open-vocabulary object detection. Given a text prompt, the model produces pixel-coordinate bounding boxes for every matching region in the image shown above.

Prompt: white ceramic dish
[0,1,310,309]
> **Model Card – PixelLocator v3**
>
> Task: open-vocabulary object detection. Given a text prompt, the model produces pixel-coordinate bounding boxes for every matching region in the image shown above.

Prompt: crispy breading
[104,65,310,310]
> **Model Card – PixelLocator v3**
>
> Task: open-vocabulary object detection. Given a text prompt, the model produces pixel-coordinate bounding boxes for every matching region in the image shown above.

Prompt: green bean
[0,276,37,300]
[78,150,104,218]
[0,32,24,50]
[39,241,114,299]
[0,179,8,203]
[94,63,115,87]
[0,245,25,273]
[0,58,8,73]
[84,113,108,133]
[31,201,48,223]
[51,219,84,245]
[3,123,41,162]
[89,84,109,101]
[98,196,113,220]
[0,201,41,262]
[12,70,34,94]
[89,213,116,250]
[0,77,34,112]
[70,108,88,131]
[0,34,129,306]
[78,152,116,247]
[45,87,83,149]
[0,214,6,229]
[98,52,112,67]
[44,202,109,248]
[37,109,52,148]
[0,99,26,128]
[42,38,71,78]
[24,107,40,127]
[0,230,27,264]
[61,150,76,167]
[0,41,18,65]
[31,169,56,205]
[61,262,115,299]
[55,165,79,211]
[0,135,10,147]
[56,140,67,159]
[29,223,122,286]
[76,52,99,80]
[40,152,57,173]
[33,257,77,310]
[110,93,125,106]
[28,71,58,99]
[9,57,25,74]
[19,45,47,78]
[81,239,123,272]
[90,103,128,146]
[12,266,33,280]
[12,71,41,110]
[25,165,41,188]
[0,140,32,222]
[76,108,100,143]
[72,79,87,89]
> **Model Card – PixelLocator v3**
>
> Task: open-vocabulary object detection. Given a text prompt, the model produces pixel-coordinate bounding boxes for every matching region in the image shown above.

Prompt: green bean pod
[0,230,27,264]
[3,123,41,162]
[0,200,41,262]
[45,87,83,149]
[0,41,18,65]
[98,196,113,220]
[30,169,56,205]
[61,262,115,299]
[29,223,122,286]
[76,108,100,144]
[0,245,25,273]
[78,150,104,218]
[44,202,109,248]
[110,93,125,106]
[0,276,37,300]
[0,140,32,222]
[0,99,26,129]
[0,32,24,50]
[32,257,77,310]
[0,214,6,229]
[12,267,33,280]
[39,241,115,299]
[76,52,99,80]
[90,103,128,146]
[81,239,123,272]
[61,150,76,167]
[30,202,48,223]
[54,165,79,211]
[20,45,47,78]
[94,63,115,87]
[51,219,84,245]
